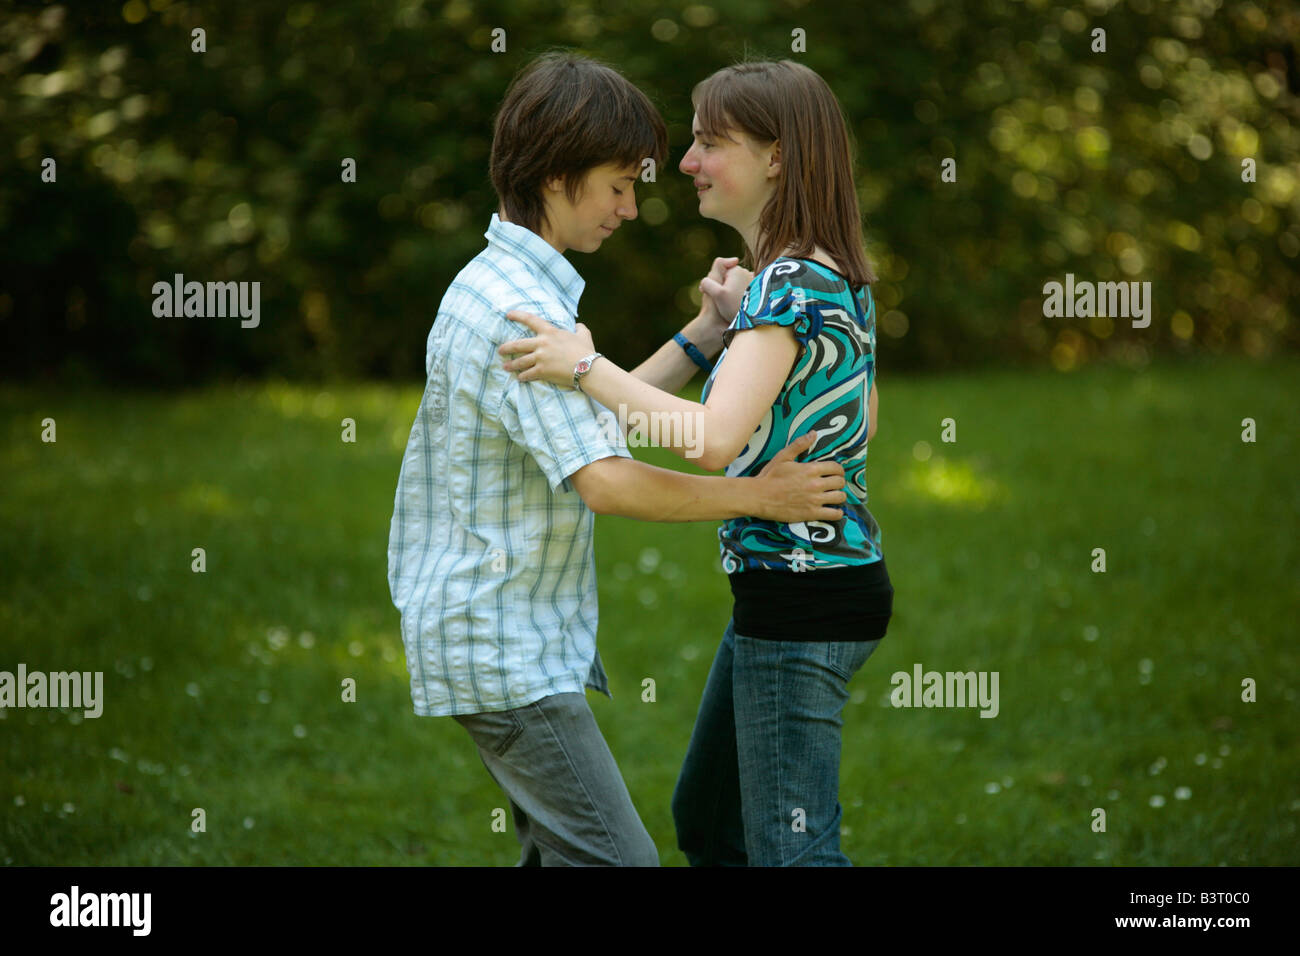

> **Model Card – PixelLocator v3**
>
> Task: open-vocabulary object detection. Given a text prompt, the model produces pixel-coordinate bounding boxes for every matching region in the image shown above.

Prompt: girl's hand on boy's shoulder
[498,310,595,387]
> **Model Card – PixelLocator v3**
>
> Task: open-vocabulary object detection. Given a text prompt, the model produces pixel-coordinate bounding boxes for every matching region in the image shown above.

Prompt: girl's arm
[868,381,878,441]
[499,312,798,472]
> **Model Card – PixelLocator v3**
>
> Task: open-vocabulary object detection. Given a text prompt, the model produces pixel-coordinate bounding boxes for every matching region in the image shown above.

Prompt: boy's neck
[500,208,569,256]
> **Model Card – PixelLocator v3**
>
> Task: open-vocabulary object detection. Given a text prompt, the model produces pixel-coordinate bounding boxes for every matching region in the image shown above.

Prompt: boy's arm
[626,312,722,394]
[627,257,740,393]
[500,266,787,470]
[565,323,797,472]
[568,431,845,523]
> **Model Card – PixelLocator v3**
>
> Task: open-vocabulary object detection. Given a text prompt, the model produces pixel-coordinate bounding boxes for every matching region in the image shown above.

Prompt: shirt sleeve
[498,361,631,494]
[723,260,815,348]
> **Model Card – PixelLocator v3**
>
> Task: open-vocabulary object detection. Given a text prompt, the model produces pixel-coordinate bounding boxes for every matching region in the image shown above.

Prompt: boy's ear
[545,172,586,202]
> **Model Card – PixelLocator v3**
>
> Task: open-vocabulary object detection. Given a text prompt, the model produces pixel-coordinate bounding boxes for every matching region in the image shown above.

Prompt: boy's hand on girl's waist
[754,430,847,524]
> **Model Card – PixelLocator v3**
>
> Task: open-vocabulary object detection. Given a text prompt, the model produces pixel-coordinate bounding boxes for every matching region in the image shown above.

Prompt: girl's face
[679,112,780,234]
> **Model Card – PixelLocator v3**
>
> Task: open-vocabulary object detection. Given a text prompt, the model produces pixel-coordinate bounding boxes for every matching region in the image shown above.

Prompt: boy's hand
[753,431,846,523]
[700,260,753,328]
[687,257,746,357]
[696,256,741,327]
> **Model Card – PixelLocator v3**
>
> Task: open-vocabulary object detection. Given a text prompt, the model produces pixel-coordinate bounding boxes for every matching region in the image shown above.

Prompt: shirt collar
[485,213,585,318]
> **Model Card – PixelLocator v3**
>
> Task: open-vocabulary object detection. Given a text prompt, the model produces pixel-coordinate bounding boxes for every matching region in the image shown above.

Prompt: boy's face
[540,162,641,254]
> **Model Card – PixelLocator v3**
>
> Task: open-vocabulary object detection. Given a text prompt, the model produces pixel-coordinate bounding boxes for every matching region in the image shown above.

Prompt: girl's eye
[613,188,624,196]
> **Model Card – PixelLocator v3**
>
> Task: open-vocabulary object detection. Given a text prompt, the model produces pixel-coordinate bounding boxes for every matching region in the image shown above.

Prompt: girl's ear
[766,141,782,179]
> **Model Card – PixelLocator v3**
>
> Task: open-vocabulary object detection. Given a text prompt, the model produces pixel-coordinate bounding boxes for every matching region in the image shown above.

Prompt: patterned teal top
[700,257,884,573]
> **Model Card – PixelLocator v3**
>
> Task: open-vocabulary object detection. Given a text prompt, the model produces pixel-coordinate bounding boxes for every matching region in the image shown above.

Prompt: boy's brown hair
[491,52,669,237]
[692,59,878,290]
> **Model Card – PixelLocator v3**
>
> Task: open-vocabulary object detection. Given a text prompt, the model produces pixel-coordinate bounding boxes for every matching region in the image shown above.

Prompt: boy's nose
[679,148,698,175]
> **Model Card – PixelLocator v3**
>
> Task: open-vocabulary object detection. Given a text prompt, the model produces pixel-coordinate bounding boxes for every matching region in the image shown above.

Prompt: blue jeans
[671,618,881,866]
[453,692,660,866]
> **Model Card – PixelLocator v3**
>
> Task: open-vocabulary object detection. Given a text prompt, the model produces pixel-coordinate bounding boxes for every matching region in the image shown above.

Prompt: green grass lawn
[2,353,1297,865]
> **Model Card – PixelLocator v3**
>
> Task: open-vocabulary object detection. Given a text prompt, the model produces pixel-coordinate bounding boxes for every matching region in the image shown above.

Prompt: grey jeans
[452,691,660,866]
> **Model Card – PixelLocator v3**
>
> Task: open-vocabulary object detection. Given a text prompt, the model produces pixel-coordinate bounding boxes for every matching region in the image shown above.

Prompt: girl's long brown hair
[692,59,877,289]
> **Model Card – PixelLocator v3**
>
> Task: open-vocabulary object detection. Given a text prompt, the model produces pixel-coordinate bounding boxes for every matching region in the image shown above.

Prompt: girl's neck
[777,243,843,277]
[746,224,843,277]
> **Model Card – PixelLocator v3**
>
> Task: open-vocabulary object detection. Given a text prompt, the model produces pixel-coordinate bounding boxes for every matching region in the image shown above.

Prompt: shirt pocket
[426,348,450,430]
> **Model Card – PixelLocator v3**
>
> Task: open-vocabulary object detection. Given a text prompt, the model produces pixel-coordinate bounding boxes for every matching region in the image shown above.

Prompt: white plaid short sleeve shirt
[386,214,631,717]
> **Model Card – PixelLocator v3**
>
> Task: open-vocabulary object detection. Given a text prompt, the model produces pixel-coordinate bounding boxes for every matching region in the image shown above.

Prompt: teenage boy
[386,52,848,867]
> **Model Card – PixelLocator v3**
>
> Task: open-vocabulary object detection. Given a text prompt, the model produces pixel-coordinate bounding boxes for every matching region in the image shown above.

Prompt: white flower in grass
[636,547,661,574]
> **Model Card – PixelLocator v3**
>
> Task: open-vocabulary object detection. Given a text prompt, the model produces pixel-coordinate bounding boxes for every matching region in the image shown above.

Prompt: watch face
[576,359,592,374]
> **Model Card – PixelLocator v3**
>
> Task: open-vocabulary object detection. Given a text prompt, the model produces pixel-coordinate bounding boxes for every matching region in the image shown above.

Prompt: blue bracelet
[673,332,712,372]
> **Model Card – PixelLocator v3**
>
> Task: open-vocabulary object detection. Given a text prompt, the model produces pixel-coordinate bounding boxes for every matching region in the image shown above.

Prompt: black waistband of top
[727,556,893,642]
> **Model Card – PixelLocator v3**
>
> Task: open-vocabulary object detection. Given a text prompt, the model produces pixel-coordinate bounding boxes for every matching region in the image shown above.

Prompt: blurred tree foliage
[1,0,1297,385]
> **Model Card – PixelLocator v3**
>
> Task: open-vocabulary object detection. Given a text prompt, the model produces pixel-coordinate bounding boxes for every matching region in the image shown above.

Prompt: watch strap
[573,352,602,392]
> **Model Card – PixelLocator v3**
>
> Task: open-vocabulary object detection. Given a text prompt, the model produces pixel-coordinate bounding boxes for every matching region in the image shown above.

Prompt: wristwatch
[573,352,602,392]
